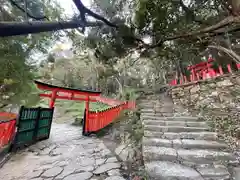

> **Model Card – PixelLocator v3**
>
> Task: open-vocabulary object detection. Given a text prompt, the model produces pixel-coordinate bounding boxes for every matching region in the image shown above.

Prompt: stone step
[143,146,237,165]
[141,112,174,116]
[139,103,155,107]
[141,108,174,113]
[145,125,209,133]
[143,137,228,150]
[144,120,209,128]
[160,112,174,117]
[140,105,173,109]
[196,165,230,180]
[141,116,201,122]
[145,161,204,180]
[145,161,231,180]
[143,146,178,162]
[144,131,218,140]
[140,109,155,113]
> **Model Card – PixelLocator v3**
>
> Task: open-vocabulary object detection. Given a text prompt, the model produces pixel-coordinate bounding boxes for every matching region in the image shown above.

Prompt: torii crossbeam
[34,81,101,118]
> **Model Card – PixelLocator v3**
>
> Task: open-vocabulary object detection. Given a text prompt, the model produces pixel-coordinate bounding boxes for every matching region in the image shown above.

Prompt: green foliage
[0,0,63,109]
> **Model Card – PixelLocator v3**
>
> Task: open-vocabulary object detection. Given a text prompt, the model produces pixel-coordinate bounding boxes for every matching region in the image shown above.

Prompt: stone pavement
[140,94,240,180]
[0,123,126,180]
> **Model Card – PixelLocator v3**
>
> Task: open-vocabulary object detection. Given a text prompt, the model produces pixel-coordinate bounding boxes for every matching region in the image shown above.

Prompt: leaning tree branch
[72,0,117,28]
[147,15,240,49]
[209,45,240,63]
[9,0,48,20]
[0,20,104,37]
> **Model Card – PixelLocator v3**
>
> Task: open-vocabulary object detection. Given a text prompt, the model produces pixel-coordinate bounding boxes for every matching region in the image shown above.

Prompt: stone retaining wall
[170,73,240,150]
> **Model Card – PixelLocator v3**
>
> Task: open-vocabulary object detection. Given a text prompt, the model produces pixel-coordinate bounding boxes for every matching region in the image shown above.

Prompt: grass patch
[37,99,111,125]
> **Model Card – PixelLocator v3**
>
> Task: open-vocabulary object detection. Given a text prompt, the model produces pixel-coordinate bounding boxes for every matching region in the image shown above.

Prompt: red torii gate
[34,81,101,120]
[34,81,135,136]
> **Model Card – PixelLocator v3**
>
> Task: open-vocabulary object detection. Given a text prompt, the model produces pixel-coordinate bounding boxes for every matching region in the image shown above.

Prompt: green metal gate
[13,106,54,149]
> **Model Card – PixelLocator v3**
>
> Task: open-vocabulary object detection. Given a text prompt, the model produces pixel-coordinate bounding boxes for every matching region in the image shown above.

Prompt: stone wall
[170,73,240,150]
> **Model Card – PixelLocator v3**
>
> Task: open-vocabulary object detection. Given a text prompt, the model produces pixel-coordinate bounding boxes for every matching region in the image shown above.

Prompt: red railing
[0,112,17,149]
[84,101,136,134]
[94,96,122,106]
[169,60,240,86]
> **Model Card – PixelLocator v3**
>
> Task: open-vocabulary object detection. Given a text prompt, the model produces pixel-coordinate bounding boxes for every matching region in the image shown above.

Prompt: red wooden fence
[84,101,136,134]
[0,112,17,149]
[95,96,122,106]
[169,61,240,86]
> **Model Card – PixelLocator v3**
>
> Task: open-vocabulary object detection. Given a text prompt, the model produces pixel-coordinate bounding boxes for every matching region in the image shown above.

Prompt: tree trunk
[208,45,240,63]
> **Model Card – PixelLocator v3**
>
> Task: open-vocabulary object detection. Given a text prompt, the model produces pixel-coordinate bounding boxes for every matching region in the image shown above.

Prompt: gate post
[82,109,86,136]
[83,96,90,136]
[49,90,57,108]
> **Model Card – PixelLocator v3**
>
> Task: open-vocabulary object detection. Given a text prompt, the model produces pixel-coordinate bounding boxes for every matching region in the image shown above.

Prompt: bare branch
[72,0,117,28]
[208,45,240,63]
[9,0,48,20]
[148,16,240,49]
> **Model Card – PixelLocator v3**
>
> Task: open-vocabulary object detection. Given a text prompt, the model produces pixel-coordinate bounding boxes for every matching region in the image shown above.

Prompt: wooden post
[227,64,232,73]
[85,96,90,133]
[49,90,57,108]
[219,66,223,75]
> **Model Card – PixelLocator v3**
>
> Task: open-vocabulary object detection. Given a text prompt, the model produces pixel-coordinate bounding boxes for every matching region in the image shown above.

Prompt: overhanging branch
[0,20,104,37]
[148,16,240,49]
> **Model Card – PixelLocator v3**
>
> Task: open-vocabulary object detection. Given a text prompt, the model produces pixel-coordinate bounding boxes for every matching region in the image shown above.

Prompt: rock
[56,161,69,167]
[115,145,135,162]
[145,161,203,180]
[55,165,76,179]
[77,157,95,166]
[235,77,240,85]
[216,79,233,87]
[106,157,118,163]
[26,170,43,179]
[191,94,199,100]
[93,163,121,174]
[41,167,63,178]
[190,85,200,94]
[219,93,233,103]
[211,91,218,96]
[75,165,94,172]
[197,166,230,179]
[95,159,106,166]
[105,176,126,180]
[63,172,92,180]
[233,167,240,180]
[107,169,121,176]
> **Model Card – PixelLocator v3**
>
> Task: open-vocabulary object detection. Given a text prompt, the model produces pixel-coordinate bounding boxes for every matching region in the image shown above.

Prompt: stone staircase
[140,94,240,180]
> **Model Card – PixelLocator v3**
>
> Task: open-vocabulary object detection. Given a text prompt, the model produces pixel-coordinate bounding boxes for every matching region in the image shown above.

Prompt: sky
[57,0,92,17]
[50,0,92,50]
